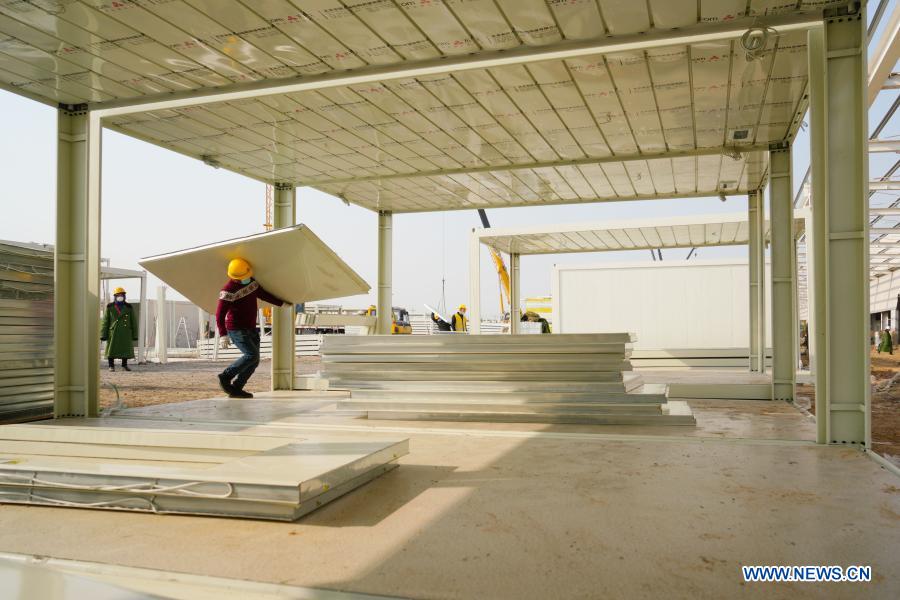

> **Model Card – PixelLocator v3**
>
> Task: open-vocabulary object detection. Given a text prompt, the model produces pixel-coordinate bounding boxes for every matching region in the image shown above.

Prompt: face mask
[115,295,125,303]
[240,278,252,284]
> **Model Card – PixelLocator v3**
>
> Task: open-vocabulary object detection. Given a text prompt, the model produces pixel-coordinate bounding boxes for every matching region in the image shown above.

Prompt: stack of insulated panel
[0,242,54,423]
[323,334,694,425]
[0,424,408,521]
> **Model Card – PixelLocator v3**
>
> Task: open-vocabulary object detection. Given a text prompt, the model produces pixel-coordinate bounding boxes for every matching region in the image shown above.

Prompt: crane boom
[477,209,512,316]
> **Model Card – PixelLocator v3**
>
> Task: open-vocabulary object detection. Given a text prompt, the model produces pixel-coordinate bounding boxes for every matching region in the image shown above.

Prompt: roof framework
[475,212,805,256]
[0,0,845,213]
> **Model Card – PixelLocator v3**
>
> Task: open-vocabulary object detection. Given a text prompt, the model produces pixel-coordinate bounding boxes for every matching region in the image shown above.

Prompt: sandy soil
[99,357,322,409]
[870,350,900,464]
[794,350,900,465]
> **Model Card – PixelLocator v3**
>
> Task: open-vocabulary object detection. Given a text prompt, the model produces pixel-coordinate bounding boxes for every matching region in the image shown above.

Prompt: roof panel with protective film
[477,212,806,256]
[0,1,844,212]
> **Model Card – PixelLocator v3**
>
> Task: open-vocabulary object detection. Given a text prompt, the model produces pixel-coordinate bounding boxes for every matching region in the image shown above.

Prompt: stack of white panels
[0,424,408,521]
[0,241,54,424]
[323,335,694,425]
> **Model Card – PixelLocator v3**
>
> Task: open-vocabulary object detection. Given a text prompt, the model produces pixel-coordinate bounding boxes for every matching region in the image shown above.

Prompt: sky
[0,11,897,319]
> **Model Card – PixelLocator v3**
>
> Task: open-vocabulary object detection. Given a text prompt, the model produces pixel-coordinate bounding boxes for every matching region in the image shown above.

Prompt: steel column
[271,183,296,390]
[469,232,481,334]
[748,191,763,372]
[138,272,147,364]
[769,147,797,401]
[809,7,870,445]
[809,26,827,443]
[156,285,168,364]
[509,253,521,335]
[54,106,101,418]
[376,211,393,335]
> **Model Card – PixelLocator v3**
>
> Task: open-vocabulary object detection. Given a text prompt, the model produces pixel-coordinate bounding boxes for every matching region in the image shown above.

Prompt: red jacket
[215,279,285,335]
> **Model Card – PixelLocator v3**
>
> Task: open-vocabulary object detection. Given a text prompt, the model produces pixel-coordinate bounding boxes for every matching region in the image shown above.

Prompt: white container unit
[551,260,772,353]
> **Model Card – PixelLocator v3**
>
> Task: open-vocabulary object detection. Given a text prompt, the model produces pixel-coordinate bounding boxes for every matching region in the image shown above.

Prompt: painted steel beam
[271,184,296,391]
[811,8,870,446]
[509,253,520,335]
[305,146,768,187]
[54,107,101,418]
[469,230,482,335]
[376,211,392,335]
[870,207,900,215]
[869,180,900,190]
[868,0,900,105]
[869,139,900,152]
[91,14,822,119]
[869,227,900,234]
[769,147,796,401]
[882,72,900,88]
[748,191,765,373]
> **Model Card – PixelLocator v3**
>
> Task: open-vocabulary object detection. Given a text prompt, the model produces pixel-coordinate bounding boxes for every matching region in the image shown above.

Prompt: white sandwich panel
[554,260,773,350]
[139,224,369,314]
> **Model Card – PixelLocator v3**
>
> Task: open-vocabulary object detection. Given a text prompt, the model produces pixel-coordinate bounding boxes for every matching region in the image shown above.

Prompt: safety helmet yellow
[227,258,252,280]
[458,304,467,311]
[113,287,126,295]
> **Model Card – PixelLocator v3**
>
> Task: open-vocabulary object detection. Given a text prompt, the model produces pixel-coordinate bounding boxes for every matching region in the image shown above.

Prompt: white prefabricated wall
[552,260,771,350]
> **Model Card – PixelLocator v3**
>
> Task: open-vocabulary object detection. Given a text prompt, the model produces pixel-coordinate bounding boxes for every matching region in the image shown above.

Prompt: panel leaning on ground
[325,334,695,426]
[0,424,408,521]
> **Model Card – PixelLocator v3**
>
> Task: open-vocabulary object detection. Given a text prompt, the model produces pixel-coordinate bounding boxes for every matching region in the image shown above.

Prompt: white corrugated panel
[554,260,773,350]
[0,241,54,423]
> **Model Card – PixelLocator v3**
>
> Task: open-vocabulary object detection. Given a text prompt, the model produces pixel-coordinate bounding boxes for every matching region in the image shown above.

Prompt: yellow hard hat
[227,258,252,280]
[458,304,467,310]
[113,287,126,295]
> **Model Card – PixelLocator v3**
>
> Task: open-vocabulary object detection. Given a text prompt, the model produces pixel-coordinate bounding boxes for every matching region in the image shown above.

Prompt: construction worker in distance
[215,258,286,398]
[100,287,138,372]
[451,304,468,332]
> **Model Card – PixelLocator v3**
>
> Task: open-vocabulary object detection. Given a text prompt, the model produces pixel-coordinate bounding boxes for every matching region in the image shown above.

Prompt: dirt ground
[794,350,900,464]
[99,357,322,409]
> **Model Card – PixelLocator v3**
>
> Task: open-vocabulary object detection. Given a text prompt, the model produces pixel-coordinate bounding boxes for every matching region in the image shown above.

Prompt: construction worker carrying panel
[101,287,138,372]
[215,258,286,398]
[451,304,468,332]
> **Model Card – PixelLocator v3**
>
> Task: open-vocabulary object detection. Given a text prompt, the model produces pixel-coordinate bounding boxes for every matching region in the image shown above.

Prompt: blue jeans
[222,329,260,389]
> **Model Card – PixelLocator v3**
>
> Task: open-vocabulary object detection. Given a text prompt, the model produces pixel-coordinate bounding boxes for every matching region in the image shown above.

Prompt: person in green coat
[101,287,138,371]
[878,328,893,355]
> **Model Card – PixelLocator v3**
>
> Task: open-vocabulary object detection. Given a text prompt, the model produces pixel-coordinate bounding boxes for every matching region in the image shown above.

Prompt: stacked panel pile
[0,242,54,423]
[324,334,694,425]
[0,424,408,521]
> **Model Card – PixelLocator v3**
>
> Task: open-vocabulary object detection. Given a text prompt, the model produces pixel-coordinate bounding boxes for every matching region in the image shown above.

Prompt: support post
[156,285,168,364]
[808,7,870,445]
[138,272,147,364]
[509,253,521,334]
[196,306,205,353]
[748,190,762,372]
[469,231,482,334]
[271,183,296,390]
[376,211,393,335]
[769,146,796,401]
[54,106,101,418]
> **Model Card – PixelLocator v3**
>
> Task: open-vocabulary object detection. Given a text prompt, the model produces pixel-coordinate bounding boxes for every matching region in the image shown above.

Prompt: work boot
[217,373,234,395]
[123,364,132,372]
[229,388,253,399]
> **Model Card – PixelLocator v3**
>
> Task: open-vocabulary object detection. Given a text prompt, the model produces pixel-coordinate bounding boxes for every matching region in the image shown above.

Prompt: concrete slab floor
[102,392,818,443]
[0,422,897,599]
